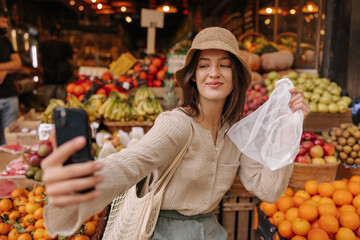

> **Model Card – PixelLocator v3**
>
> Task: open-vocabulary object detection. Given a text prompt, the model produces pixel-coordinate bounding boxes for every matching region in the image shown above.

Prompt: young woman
[41,27,310,239]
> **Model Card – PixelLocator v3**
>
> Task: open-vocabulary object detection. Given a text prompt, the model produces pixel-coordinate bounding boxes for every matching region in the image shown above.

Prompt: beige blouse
[44,108,294,236]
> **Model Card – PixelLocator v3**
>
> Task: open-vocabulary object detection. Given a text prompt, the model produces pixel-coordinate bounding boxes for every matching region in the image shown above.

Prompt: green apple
[328,103,339,113]
[310,93,320,103]
[337,101,348,113]
[304,91,312,100]
[288,71,298,80]
[318,103,329,113]
[304,81,315,91]
[309,102,318,112]
[267,71,279,80]
[340,96,352,105]
[313,88,323,95]
[332,95,340,103]
[319,95,332,105]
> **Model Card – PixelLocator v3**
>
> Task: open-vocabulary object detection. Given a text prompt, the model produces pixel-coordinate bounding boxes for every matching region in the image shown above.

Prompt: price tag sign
[38,123,55,141]
[167,54,186,74]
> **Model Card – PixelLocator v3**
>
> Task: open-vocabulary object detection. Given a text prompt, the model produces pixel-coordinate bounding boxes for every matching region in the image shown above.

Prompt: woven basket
[336,163,360,180]
[289,161,341,191]
[91,205,111,240]
[103,121,153,133]
[227,175,255,197]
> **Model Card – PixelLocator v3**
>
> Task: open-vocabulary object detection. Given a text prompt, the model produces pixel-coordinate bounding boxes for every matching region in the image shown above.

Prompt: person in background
[0,9,22,144]
[40,27,310,239]
[39,27,73,105]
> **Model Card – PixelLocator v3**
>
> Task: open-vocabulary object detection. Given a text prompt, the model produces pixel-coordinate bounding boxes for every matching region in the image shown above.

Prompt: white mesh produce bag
[228,78,303,171]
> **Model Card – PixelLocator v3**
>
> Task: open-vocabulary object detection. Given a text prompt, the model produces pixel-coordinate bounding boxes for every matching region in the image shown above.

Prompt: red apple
[324,155,338,163]
[309,145,324,158]
[302,132,317,141]
[322,143,336,156]
[313,138,325,146]
[301,140,314,150]
[28,153,43,167]
[298,145,308,155]
[296,154,311,164]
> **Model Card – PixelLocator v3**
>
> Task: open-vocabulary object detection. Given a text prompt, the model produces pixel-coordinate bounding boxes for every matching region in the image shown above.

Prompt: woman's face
[194,49,233,104]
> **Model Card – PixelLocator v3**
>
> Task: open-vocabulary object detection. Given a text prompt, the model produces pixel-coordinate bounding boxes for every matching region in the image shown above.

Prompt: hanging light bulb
[125,16,132,23]
[120,6,127,12]
[156,2,178,13]
[91,0,96,3]
[97,3,102,9]
[69,0,75,6]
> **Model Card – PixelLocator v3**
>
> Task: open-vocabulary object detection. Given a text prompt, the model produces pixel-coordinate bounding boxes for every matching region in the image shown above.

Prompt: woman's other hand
[288,88,311,119]
[41,132,104,207]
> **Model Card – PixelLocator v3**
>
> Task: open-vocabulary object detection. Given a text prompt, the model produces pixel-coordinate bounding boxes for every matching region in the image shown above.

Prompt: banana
[109,100,120,120]
[104,99,116,120]
[147,87,155,99]
[115,102,126,121]
[99,96,114,115]
[136,100,146,116]
[143,99,155,115]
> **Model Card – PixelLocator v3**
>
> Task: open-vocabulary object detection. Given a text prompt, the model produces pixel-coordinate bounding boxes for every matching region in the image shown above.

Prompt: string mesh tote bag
[228,78,303,171]
[102,122,193,240]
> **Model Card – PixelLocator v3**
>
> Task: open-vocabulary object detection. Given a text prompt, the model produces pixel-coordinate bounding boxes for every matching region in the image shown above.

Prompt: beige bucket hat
[175,27,252,88]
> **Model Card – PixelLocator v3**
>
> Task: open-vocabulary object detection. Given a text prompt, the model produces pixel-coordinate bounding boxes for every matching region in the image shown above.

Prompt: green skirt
[152,210,228,240]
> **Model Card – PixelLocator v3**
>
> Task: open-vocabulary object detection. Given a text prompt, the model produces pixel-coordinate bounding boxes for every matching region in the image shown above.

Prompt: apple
[312,157,325,164]
[37,141,53,157]
[313,138,325,146]
[28,153,43,167]
[302,132,317,141]
[298,145,308,155]
[322,143,336,156]
[309,145,324,158]
[296,154,311,164]
[324,155,338,164]
[301,140,314,150]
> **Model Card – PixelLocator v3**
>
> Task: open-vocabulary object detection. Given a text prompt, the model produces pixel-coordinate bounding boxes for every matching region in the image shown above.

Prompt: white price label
[38,123,55,141]
[167,54,186,74]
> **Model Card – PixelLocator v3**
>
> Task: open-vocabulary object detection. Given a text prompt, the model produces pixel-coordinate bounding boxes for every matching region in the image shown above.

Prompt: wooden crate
[219,194,261,240]
[303,108,352,132]
[4,117,40,146]
[336,162,360,180]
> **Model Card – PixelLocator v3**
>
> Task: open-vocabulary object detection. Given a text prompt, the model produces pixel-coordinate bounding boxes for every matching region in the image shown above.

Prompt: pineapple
[163,79,179,109]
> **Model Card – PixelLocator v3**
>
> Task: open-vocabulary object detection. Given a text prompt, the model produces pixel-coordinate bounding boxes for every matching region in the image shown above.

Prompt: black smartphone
[53,107,94,193]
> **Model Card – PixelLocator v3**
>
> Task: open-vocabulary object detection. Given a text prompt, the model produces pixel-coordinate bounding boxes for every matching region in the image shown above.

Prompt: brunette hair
[180,50,248,126]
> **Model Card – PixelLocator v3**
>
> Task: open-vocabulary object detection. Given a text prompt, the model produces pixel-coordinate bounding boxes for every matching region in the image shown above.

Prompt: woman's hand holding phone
[41,132,104,207]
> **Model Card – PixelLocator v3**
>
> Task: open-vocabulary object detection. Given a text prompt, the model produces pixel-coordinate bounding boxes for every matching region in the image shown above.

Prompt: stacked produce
[37,99,65,123]
[0,186,103,239]
[24,140,53,182]
[118,56,167,88]
[257,176,360,240]
[324,123,360,167]
[296,132,337,164]
[264,71,352,113]
[238,35,294,73]
[244,81,269,117]
[98,91,130,121]
[132,86,163,122]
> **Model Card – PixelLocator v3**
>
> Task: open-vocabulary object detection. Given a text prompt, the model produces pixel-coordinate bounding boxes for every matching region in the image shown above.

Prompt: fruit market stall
[0,48,359,240]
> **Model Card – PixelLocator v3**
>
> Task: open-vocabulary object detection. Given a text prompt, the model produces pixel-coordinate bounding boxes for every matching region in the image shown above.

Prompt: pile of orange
[0,186,102,240]
[259,176,360,240]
